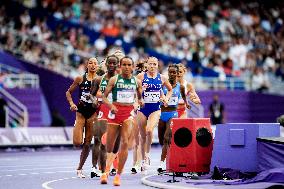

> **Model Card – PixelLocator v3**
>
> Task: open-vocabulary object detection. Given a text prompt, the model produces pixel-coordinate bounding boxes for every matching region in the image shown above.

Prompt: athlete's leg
[137,111,147,161]
[77,114,96,170]
[132,119,141,166]
[105,123,120,173]
[158,119,166,146]
[101,123,120,184]
[73,112,86,146]
[161,119,172,162]
[157,118,167,173]
[109,133,121,176]
[117,119,134,175]
[145,110,161,154]
[92,119,107,174]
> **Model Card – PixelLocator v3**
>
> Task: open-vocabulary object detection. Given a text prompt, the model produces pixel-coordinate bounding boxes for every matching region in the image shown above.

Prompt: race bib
[144,91,160,103]
[80,91,92,103]
[108,111,115,119]
[117,91,135,103]
[168,96,179,106]
[98,111,103,119]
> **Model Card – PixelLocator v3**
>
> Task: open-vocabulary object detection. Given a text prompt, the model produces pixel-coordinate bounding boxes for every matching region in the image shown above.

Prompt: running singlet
[162,82,180,108]
[142,73,162,105]
[79,73,93,104]
[112,74,137,104]
[99,74,113,102]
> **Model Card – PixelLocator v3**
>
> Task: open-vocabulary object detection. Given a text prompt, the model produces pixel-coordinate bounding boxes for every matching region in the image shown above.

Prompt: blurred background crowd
[0,0,284,92]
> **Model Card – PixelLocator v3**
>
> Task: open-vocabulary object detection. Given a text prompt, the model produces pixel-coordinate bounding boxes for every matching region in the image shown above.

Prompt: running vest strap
[79,73,93,104]
[142,73,162,104]
[99,74,113,102]
[163,82,181,108]
[112,74,138,104]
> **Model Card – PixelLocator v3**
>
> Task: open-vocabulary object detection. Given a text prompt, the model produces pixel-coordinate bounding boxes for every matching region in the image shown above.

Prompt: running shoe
[76,169,86,178]
[100,173,108,184]
[157,160,166,174]
[91,167,101,178]
[109,168,117,176]
[131,162,140,174]
[113,174,121,186]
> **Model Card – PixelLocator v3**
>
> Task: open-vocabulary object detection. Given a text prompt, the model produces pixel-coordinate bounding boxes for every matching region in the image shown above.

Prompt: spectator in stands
[276,62,284,81]
[209,94,225,125]
[251,67,270,93]
[0,95,7,128]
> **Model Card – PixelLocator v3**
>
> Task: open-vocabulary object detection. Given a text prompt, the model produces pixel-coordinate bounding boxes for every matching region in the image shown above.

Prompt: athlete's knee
[120,139,128,150]
[146,130,152,137]
[73,138,83,147]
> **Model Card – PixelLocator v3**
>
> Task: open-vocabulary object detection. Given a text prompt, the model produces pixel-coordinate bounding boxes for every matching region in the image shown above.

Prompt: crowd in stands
[0,0,284,92]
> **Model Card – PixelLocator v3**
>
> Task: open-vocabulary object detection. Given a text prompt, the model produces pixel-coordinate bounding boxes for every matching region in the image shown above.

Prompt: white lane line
[41,169,134,189]
[0,166,74,172]
[141,174,199,189]
[43,172,55,174]
[5,175,12,177]
[30,172,40,175]
[42,177,77,189]
[18,173,27,176]
[0,164,74,168]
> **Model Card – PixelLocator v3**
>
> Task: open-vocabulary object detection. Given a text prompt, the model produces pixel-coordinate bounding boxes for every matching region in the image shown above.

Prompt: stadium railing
[0,88,28,128]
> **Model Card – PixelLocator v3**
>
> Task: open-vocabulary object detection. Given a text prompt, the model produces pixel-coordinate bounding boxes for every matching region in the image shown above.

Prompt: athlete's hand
[110,104,118,114]
[190,96,201,104]
[193,98,201,104]
[138,99,144,108]
[160,97,168,107]
[70,104,78,111]
[90,95,99,108]
[186,103,191,109]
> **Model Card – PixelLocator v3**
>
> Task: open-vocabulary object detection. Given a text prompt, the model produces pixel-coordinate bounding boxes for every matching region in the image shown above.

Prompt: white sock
[145,153,149,158]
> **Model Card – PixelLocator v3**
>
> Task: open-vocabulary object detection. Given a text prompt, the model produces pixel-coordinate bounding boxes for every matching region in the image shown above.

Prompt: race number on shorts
[98,111,103,119]
[108,111,115,119]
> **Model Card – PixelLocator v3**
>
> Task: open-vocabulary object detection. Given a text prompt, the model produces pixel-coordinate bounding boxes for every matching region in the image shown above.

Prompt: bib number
[108,111,115,119]
[168,96,179,106]
[98,111,103,119]
[80,92,92,103]
[144,91,160,103]
[117,91,134,103]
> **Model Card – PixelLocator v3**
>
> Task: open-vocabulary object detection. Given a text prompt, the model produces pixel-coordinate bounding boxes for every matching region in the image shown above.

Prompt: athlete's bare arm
[180,85,190,109]
[89,77,102,108]
[136,78,143,107]
[187,83,201,104]
[103,75,117,113]
[91,76,102,96]
[161,74,173,103]
[66,76,83,111]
